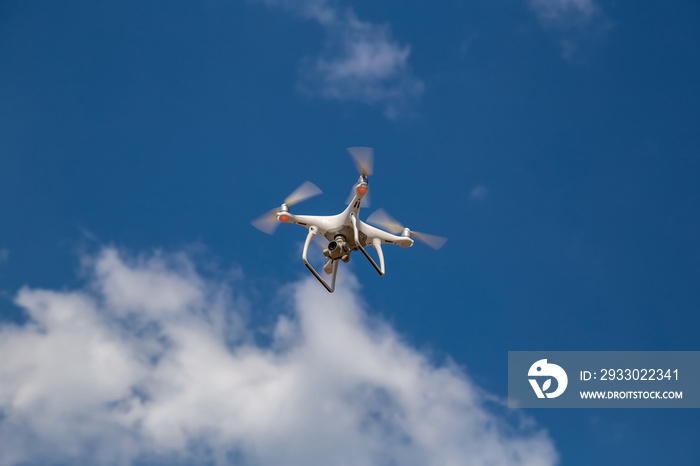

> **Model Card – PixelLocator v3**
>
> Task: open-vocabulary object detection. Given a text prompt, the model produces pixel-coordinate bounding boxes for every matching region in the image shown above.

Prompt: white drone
[252,147,447,292]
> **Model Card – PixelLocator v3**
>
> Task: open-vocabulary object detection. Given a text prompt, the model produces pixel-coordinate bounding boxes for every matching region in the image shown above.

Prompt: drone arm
[350,213,385,276]
[302,226,338,293]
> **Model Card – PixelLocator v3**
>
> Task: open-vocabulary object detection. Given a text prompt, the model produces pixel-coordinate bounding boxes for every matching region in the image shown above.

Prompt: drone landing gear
[303,218,386,293]
[303,226,339,293]
[350,213,385,276]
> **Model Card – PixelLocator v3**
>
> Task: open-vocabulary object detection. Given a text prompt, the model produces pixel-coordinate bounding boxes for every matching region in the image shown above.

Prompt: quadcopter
[252,147,446,292]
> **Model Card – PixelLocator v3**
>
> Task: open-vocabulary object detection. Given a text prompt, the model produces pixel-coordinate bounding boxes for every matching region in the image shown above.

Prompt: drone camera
[324,235,350,261]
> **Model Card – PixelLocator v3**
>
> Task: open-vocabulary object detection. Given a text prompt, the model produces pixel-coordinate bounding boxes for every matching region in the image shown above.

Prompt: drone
[252,147,447,292]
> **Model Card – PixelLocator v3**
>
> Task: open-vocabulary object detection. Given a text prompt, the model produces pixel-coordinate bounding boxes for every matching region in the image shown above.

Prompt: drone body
[252,147,446,292]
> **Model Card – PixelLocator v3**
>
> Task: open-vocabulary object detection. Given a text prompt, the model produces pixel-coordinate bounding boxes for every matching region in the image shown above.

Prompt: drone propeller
[251,181,322,234]
[347,147,374,177]
[283,180,322,206]
[251,207,281,235]
[366,208,448,250]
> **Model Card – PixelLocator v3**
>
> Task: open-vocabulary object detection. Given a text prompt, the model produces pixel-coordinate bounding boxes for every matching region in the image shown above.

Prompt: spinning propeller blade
[366,208,403,233]
[367,208,447,250]
[251,181,322,234]
[251,208,280,235]
[284,180,322,206]
[410,231,448,250]
[347,147,374,177]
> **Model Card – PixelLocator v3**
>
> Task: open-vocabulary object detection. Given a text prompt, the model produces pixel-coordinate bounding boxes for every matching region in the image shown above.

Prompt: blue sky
[1,0,699,464]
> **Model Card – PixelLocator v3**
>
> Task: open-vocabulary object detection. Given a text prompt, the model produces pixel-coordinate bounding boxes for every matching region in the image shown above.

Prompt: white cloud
[527,0,611,62]
[255,0,424,118]
[528,0,598,24]
[470,185,489,200]
[0,247,557,465]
